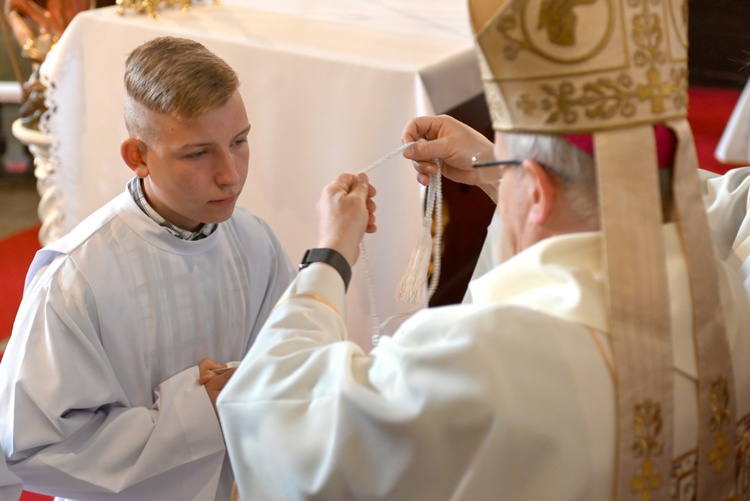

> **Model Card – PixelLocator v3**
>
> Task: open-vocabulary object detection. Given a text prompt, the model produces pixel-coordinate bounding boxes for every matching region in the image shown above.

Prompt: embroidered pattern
[669,413,750,500]
[517,74,638,125]
[632,400,665,500]
[537,0,597,46]
[494,0,614,62]
[494,0,687,125]
[710,377,733,473]
[671,449,696,501]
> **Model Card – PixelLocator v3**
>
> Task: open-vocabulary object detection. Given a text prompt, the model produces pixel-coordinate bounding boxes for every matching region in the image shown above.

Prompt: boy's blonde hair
[123,36,239,137]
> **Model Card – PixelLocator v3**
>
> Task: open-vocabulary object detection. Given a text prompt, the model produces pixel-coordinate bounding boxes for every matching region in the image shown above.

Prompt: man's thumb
[351,173,369,197]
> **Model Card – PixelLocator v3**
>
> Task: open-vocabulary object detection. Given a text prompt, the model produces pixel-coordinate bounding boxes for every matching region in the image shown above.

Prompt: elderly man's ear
[523,159,557,226]
[121,138,149,178]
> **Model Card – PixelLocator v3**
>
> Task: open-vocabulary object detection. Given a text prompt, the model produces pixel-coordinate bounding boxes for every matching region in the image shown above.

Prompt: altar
[38,0,483,347]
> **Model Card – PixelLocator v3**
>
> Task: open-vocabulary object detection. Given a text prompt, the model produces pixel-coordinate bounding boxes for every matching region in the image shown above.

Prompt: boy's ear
[524,159,558,226]
[121,138,148,178]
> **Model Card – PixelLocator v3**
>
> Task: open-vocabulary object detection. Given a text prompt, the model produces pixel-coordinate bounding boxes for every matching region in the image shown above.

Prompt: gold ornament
[116,0,221,19]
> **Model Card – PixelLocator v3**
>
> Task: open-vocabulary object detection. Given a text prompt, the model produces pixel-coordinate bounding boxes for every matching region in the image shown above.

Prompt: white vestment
[0,191,295,501]
[0,452,21,501]
[703,166,750,291]
[470,167,750,289]
[218,223,750,500]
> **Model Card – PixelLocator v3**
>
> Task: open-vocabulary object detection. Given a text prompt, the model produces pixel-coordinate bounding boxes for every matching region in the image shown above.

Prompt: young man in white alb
[0,36,295,500]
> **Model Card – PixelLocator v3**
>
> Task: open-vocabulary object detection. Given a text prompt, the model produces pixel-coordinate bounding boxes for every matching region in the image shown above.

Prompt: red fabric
[560,86,744,174]
[563,124,677,169]
[562,133,595,156]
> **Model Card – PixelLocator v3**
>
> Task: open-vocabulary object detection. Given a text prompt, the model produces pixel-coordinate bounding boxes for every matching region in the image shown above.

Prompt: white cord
[362,142,419,174]
[360,142,443,347]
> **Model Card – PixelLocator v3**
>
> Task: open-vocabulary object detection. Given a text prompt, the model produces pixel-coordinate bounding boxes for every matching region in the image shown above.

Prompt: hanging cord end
[395,165,442,306]
[395,215,433,305]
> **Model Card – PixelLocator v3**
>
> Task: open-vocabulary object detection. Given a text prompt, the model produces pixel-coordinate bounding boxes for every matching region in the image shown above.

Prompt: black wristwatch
[299,248,352,291]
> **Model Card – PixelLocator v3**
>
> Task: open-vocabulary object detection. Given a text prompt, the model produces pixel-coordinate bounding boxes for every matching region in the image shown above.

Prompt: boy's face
[135,91,251,231]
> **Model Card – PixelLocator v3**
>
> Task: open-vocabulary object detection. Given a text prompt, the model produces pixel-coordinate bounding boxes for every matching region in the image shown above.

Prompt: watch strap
[299,248,352,291]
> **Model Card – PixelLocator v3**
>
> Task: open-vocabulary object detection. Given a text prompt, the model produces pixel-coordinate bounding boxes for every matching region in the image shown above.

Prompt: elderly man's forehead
[492,132,511,154]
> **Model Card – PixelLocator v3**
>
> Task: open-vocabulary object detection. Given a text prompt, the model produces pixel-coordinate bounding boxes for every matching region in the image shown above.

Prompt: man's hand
[198,358,236,418]
[401,114,495,188]
[317,173,376,267]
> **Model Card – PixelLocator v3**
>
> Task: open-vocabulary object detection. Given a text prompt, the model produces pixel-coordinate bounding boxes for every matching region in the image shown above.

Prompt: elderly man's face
[493,132,535,257]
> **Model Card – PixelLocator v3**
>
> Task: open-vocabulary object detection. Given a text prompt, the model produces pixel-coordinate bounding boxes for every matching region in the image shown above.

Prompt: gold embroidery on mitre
[632,400,665,500]
[538,0,597,46]
[667,0,689,48]
[494,0,614,63]
[477,54,511,126]
[710,377,733,473]
[518,74,637,125]
[495,0,688,127]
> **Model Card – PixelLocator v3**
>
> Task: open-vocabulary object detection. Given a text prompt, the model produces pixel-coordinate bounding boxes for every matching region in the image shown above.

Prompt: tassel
[358,142,442,345]
[395,215,433,304]
[395,164,442,305]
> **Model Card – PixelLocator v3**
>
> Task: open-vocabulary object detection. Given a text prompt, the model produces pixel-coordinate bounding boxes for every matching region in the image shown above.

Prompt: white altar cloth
[38,0,482,348]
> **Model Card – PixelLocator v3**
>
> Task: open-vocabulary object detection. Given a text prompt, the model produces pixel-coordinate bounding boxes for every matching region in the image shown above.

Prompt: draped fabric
[218,224,750,500]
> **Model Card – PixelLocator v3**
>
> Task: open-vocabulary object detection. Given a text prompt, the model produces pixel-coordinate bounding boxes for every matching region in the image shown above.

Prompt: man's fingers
[403,136,445,162]
[201,368,236,387]
[198,358,224,374]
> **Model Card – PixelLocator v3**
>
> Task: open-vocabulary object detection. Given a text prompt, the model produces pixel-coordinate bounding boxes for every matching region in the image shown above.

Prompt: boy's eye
[187,150,208,159]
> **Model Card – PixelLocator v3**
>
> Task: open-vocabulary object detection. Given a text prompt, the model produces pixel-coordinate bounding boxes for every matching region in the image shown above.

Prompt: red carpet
[0,85,745,501]
[19,490,50,500]
[0,224,40,361]
[0,225,47,500]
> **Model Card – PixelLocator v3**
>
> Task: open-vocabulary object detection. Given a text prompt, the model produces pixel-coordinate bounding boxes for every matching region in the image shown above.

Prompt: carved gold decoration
[2,0,100,130]
[631,400,664,500]
[116,0,220,19]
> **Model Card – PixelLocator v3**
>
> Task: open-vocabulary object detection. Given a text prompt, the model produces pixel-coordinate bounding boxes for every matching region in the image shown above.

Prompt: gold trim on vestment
[274,293,342,317]
[586,326,615,382]
[631,400,665,500]
[468,0,737,496]
[670,120,737,499]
